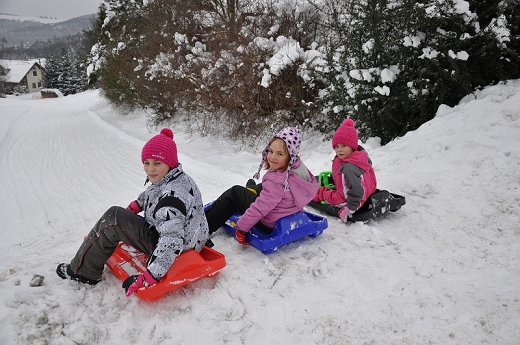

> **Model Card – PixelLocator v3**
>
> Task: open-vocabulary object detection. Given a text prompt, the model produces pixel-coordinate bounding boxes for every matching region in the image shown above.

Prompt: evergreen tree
[462,0,519,86]
[44,48,87,95]
[83,3,108,88]
[0,37,8,96]
[314,0,516,144]
[89,0,147,109]
[43,54,62,90]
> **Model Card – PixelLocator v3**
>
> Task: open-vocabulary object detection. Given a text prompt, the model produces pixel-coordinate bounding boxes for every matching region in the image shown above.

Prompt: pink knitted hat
[332,118,359,150]
[141,128,178,168]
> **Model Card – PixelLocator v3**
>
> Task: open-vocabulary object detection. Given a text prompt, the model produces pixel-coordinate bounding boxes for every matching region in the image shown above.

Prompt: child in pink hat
[56,128,209,296]
[312,118,377,222]
[205,127,318,245]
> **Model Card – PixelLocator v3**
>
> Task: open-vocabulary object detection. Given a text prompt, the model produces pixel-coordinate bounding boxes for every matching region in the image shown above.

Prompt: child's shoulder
[263,169,286,182]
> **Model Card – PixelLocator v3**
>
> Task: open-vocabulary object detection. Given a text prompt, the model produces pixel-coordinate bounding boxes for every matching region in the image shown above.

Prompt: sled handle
[318,171,335,189]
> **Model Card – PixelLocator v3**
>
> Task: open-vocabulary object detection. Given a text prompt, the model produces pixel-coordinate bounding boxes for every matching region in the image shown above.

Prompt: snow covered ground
[0,13,62,24]
[0,82,519,345]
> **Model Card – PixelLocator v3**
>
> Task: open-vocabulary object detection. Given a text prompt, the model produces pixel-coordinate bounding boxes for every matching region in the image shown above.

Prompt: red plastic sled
[106,243,226,301]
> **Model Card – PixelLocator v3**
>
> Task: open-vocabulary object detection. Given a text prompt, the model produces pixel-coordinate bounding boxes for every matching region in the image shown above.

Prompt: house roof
[0,59,45,84]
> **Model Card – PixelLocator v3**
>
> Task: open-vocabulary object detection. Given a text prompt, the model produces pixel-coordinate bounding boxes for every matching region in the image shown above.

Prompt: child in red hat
[56,128,209,296]
[312,118,377,222]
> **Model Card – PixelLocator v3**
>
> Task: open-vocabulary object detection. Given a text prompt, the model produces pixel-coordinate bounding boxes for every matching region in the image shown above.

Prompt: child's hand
[126,201,141,214]
[235,229,249,245]
[312,187,327,203]
[122,270,158,297]
[338,208,353,223]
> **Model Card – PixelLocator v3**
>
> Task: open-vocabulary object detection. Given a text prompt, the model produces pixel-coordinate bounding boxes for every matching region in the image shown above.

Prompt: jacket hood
[268,159,318,209]
[339,147,372,172]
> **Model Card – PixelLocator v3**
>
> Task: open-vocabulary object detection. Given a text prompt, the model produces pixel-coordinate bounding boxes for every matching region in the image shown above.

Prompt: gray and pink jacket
[315,146,377,213]
[237,158,318,231]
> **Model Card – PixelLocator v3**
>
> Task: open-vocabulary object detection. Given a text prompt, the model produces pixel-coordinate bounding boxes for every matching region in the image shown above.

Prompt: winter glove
[122,270,158,297]
[312,186,327,203]
[338,207,354,223]
[311,193,321,203]
[126,201,141,214]
[235,229,249,245]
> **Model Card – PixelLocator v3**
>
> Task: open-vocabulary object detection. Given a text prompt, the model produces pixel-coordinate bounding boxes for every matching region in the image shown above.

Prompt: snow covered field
[0,14,62,24]
[0,82,519,344]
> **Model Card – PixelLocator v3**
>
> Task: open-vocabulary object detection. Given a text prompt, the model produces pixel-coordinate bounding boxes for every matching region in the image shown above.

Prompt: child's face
[334,144,354,159]
[267,139,290,171]
[143,159,170,183]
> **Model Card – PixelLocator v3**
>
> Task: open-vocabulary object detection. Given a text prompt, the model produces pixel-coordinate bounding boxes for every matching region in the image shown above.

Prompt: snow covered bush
[88,0,325,143]
[313,0,520,144]
[87,0,520,144]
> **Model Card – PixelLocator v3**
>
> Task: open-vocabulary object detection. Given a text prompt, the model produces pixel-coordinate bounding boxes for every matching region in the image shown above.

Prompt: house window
[38,82,42,87]
[32,83,36,89]
[33,70,37,76]
[32,66,36,70]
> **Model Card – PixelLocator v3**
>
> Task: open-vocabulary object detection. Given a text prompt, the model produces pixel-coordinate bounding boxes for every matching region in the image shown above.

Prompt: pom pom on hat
[141,128,178,168]
[332,118,359,150]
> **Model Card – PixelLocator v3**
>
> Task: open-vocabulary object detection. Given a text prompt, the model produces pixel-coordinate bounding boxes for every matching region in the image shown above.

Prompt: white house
[0,59,45,93]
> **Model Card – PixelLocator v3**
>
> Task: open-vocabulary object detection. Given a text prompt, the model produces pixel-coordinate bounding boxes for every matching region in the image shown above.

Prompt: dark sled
[309,172,405,222]
[307,189,405,222]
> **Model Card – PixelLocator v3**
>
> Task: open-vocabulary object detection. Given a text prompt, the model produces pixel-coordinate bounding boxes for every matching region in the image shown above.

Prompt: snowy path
[0,87,519,344]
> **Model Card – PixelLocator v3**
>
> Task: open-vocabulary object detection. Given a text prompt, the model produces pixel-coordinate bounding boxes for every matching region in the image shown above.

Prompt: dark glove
[126,201,141,214]
[122,270,158,297]
[235,229,249,245]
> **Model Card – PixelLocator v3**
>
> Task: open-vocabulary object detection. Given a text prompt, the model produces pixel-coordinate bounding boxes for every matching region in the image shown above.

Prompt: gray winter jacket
[135,164,209,280]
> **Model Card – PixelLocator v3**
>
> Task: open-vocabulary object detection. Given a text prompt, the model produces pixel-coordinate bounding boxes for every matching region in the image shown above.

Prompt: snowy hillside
[0,13,62,24]
[0,82,519,345]
[0,13,94,46]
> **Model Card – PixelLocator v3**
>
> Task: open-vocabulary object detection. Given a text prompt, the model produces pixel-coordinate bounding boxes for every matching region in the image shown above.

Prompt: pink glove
[338,207,354,223]
[122,270,158,297]
[235,229,249,245]
[126,200,141,214]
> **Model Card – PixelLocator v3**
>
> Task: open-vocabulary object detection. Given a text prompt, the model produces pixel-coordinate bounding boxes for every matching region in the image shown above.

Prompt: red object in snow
[107,243,226,301]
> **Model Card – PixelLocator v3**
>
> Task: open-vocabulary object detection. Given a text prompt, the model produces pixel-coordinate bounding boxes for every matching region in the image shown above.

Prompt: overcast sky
[0,0,103,20]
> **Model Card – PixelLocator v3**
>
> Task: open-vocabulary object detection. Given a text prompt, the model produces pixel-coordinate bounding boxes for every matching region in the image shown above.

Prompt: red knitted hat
[332,118,359,150]
[141,128,178,168]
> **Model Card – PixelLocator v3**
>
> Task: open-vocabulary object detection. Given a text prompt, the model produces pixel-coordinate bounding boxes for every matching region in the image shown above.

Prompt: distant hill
[0,14,95,47]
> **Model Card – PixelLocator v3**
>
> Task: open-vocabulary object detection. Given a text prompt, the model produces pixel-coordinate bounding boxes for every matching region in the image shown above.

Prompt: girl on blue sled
[312,118,377,222]
[205,127,318,245]
[56,128,209,296]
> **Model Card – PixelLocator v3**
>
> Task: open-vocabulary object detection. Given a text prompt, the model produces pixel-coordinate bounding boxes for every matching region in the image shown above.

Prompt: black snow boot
[56,263,100,285]
[246,179,256,189]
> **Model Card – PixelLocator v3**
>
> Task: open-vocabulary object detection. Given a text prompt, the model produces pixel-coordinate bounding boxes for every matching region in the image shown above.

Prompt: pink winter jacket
[237,158,318,231]
[313,146,377,213]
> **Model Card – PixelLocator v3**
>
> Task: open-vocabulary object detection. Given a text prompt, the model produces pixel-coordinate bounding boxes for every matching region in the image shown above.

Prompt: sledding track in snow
[0,87,519,345]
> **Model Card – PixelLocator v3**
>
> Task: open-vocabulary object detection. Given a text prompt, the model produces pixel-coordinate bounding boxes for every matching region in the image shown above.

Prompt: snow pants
[204,184,273,234]
[69,206,159,281]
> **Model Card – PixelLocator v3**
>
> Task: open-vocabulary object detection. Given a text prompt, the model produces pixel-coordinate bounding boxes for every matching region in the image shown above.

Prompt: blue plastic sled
[220,211,328,254]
